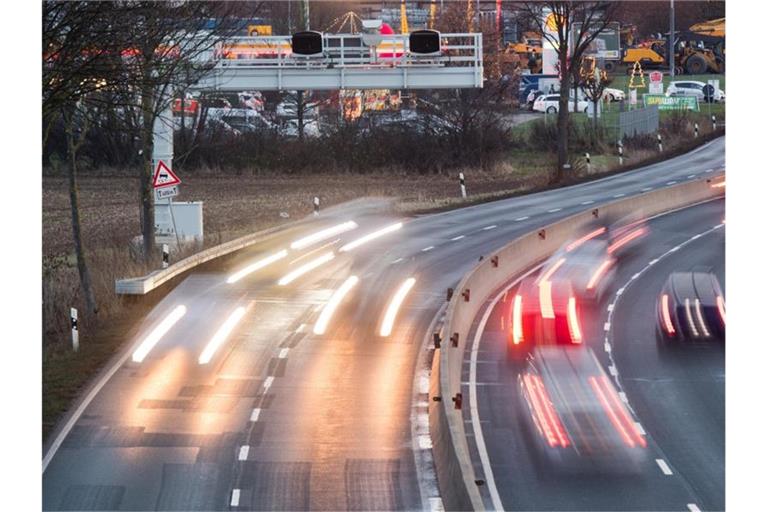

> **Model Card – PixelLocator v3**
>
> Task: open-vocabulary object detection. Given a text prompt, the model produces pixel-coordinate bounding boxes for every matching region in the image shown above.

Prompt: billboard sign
[571,22,621,60]
[643,94,700,111]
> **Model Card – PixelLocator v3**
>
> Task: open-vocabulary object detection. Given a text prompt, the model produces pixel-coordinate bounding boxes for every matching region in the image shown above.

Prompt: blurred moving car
[540,238,617,302]
[666,80,725,103]
[533,94,589,114]
[656,271,725,344]
[518,346,647,472]
[508,276,583,358]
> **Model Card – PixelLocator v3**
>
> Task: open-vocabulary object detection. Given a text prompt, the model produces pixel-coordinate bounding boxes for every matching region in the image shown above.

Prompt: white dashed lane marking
[604,322,611,331]
[422,246,434,252]
[450,235,466,241]
[641,187,654,192]
[230,489,241,507]
[666,180,678,185]
[250,408,261,422]
[613,193,626,198]
[688,174,697,179]
[687,504,702,512]
[656,458,673,475]
[238,445,249,461]
[482,225,497,231]
[514,216,530,221]
[278,348,289,359]
[580,200,595,205]
[263,376,274,390]
[547,208,562,213]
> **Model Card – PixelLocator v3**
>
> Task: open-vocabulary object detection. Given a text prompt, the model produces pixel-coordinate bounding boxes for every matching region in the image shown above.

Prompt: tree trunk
[66,126,98,316]
[555,61,571,184]
[140,82,156,260]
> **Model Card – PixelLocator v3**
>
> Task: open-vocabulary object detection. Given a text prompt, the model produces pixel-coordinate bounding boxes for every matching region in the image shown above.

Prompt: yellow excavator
[622,18,724,74]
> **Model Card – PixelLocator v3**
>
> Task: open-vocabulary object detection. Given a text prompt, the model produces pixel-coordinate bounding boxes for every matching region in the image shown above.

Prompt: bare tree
[577,57,612,133]
[518,2,618,183]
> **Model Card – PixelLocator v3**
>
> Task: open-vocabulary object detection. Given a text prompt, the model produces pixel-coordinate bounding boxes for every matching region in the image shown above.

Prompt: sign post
[152,159,182,247]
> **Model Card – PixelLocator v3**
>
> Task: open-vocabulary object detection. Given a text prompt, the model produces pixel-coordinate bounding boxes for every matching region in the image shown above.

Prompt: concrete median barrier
[429,175,725,510]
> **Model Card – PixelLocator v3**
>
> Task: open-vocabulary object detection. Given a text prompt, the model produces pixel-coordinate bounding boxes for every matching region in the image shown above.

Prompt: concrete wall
[429,175,725,510]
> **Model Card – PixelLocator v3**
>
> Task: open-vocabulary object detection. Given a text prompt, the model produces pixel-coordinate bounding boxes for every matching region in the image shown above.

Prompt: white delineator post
[694,122,699,138]
[70,308,79,352]
[657,133,663,153]
[711,114,716,132]
[459,172,467,199]
[618,140,624,166]
[162,244,169,269]
[585,152,591,174]
[313,196,320,216]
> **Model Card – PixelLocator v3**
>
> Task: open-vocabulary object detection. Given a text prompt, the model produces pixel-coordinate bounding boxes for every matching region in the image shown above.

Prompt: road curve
[43,138,724,511]
[465,199,724,511]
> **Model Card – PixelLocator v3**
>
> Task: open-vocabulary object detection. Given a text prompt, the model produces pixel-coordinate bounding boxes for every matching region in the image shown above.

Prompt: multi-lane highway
[43,137,724,511]
[464,199,724,511]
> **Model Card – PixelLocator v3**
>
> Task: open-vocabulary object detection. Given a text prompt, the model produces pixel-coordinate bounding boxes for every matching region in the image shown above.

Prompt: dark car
[656,271,725,344]
[507,276,583,360]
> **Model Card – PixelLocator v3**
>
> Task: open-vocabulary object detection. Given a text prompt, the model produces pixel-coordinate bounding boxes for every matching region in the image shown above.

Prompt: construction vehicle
[505,31,543,74]
[621,18,725,75]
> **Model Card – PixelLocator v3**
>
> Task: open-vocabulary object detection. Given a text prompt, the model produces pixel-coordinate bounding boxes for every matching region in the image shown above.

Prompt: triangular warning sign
[152,160,181,188]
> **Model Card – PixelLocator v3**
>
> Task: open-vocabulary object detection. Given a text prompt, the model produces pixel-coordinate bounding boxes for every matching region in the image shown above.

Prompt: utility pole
[669,0,675,77]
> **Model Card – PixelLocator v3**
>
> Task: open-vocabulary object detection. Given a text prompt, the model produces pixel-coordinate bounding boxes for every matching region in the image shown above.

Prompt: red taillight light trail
[566,227,606,252]
[512,294,523,345]
[523,374,569,448]
[661,294,675,335]
[567,297,582,344]
[716,295,726,325]
[607,227,647,254]
[586,259,612,290]
[589,375,647,448]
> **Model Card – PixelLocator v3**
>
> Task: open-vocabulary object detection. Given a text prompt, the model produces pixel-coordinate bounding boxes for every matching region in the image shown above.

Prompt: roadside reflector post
[313,196,320,216]
[694,122,699,138]
[162,244,169,269]
[585,152,591,174]
[459,172,467,199]
[592,208,599,218]
[462,288,470,302]
[451,332,459,347]
[433,333,441,349]
[452,392,463,410]
[446,287,454,301]
[711,114,716,131]
[538,229,546,240]
[70,308,79,352]
[491,255,499,268]
[657,133,663,153]
[618,139,624,166]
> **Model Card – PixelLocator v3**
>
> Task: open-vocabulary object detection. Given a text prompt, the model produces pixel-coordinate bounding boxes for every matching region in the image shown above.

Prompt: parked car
[666,81,725,103]
[533,94,589,114]
[526,89,545,110]
[602,87,625,102]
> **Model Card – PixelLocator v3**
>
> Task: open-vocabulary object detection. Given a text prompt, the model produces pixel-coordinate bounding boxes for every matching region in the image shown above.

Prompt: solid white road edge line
[470,265,542,511]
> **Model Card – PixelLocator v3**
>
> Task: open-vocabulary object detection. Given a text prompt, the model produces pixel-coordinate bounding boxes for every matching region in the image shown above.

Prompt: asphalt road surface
[465,198,724,511]
[43,138,724,511]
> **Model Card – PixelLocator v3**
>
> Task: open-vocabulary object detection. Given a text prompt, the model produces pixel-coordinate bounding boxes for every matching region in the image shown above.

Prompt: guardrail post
[462,288,470,302]
[491,255,498,268]
[618,139,624,166]
[70,308,79,352]
[162,244,169,269]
